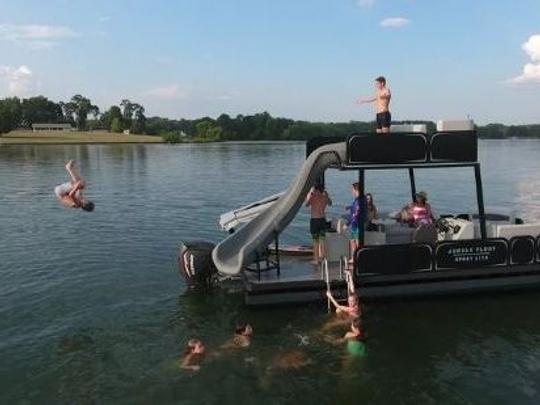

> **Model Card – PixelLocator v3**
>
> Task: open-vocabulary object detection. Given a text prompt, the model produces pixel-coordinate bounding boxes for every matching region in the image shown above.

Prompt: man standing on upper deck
[358,76,392,134]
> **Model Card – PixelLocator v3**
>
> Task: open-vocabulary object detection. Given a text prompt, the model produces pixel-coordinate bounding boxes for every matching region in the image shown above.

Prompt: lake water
[2,140,540,404]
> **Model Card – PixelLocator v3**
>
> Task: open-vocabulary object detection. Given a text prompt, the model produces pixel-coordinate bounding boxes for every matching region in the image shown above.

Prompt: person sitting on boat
[345,182,368,263]
[366,193,378,231]
[407,191,435,227]
[54,160,95,212]
[305,184,332,264]
[222,321,253,350]
[180,338,206,371]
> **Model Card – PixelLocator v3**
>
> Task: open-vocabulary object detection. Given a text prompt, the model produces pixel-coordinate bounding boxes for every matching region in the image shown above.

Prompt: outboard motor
[177,240,217,288]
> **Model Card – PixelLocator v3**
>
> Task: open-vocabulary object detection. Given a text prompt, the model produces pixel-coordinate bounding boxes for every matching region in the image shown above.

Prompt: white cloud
[523,34,540,62]
[357,0,375,9]
[509,34,540,84]
[509,63,540,84]
[0,24,77,48]
[0,65,35,95]
[380,17,411,28]
[98,16,111,22]
[144,84,188,100]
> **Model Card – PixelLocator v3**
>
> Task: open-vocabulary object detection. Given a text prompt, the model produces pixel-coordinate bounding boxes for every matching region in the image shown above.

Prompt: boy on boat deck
[54,160,94,212]
[305,184,332,264]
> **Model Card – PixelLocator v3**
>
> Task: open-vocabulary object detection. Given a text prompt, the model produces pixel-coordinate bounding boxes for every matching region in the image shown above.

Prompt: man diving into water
[54,160,95,212]
[358,76,392,133]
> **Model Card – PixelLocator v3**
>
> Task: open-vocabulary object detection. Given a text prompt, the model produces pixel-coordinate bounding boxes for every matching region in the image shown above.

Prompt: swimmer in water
[221,321,253,350]
[269,350,313,371]
[260,349,314,389]
[54,160,95,212]
[322,271,362,332]
[343,317,366,356]
[326,291,361,318]
[180,338,206,371]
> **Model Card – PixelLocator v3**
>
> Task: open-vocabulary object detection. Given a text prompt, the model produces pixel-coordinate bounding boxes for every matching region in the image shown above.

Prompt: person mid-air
[54,160,95,212]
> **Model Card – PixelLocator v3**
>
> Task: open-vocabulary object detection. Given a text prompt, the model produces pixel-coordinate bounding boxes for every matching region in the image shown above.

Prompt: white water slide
[212,142,347,275]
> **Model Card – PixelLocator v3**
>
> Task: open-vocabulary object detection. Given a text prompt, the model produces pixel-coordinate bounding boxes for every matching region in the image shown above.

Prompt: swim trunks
[376,111,391,130]
[350,226,365,241]
[310,218,327,240]
[347,339,366,356]
[54,182,73,198]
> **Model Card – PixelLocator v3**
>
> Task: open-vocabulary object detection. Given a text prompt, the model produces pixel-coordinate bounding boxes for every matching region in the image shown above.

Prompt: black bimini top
[306,131,478,170]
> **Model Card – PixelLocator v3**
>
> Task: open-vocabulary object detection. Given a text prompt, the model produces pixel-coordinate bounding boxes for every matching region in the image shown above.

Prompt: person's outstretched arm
[326,290,340,309]
[358,95,376,104]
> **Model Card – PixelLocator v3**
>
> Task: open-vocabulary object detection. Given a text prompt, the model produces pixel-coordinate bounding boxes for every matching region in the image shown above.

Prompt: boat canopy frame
[308,130,487,243]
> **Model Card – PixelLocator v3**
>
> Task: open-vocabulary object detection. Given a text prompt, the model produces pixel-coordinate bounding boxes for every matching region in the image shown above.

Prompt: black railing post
[408,167,417,202]
[275,232,280,277]
[474,164,487,239]
[255,252,261,281]
[359,169,365,247]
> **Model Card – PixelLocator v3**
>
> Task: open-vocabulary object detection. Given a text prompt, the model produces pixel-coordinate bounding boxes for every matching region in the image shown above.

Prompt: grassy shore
[0,131,163,145]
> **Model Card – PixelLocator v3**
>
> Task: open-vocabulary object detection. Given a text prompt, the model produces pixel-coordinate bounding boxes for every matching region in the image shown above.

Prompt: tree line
[1,95,540,141]
[0,95,146,135]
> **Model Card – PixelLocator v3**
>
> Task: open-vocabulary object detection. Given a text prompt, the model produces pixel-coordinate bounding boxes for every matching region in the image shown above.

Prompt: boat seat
[494,223,540,239]
[385,223,415,244]
[413,223,438,245]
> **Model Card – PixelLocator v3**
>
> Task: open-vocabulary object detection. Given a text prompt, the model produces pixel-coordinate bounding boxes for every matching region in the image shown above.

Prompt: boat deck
[244,257,345,284]
[243,257,350,306]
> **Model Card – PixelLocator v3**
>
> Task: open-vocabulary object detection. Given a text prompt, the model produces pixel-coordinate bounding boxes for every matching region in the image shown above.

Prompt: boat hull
[244,263,540,306]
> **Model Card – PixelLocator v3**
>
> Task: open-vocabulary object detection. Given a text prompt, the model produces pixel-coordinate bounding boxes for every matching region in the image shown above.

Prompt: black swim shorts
[310,218,327,240]
[376,111,391,130]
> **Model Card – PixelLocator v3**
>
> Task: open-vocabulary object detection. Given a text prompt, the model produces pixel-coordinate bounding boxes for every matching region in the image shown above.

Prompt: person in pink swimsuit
[407,191,435,226]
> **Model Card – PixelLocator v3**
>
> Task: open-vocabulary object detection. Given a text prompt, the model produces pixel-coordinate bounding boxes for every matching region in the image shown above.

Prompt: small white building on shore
[32,123,74,132]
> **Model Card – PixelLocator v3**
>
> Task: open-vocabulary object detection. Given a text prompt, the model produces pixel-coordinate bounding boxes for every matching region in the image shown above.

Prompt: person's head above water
[375,76,386,89]
[185,338,205,355]
[81,200,95,212]
[348,294,359,308]
[235,321,253,337]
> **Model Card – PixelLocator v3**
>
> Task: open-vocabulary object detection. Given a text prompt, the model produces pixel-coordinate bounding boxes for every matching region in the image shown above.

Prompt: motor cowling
[177,240,217,288]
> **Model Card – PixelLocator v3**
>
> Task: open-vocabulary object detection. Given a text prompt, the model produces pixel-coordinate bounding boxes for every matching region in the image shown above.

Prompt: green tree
[0,97,22,134]
[101,105,122,131]
[65,95,99,130]
[195,120,222,141]
[120,99,135,130]
[131,103,146,134]
[21,96,64,127]
[111,117,122,133]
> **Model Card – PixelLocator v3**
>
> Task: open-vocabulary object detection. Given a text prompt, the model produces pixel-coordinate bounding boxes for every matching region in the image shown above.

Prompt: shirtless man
[305,184,332,264]
[54,160,95,212]
[358,76,392,134]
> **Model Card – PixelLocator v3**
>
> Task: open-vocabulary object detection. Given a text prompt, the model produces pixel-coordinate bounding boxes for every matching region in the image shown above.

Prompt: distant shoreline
[2,131,539,146]
[0,131,163,145]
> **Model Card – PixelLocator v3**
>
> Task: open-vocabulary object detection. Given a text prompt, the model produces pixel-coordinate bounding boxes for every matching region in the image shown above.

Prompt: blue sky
[1,0,539,124]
